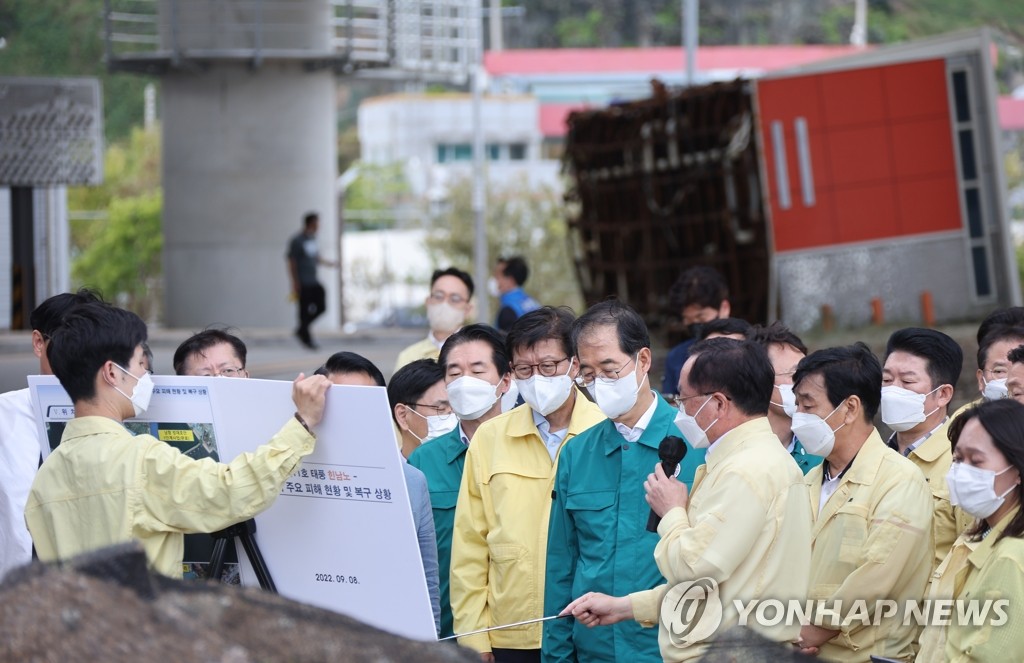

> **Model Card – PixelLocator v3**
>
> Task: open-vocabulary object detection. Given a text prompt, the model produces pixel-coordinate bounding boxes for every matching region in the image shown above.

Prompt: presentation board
[28,375,436,641]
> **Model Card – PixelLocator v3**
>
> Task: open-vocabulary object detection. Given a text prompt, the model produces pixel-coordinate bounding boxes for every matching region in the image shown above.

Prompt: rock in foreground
[0,543,476,663]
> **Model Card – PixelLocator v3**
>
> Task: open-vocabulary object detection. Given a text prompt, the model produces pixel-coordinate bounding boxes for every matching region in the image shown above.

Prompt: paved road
[0,326,425,393]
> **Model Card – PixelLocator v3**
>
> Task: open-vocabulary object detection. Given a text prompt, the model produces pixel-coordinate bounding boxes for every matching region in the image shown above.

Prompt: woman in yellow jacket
[916,399,1024,662]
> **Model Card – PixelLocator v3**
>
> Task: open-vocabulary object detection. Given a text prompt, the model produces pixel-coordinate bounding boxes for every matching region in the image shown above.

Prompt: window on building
[509,143,527,160]
[436,143,473,163]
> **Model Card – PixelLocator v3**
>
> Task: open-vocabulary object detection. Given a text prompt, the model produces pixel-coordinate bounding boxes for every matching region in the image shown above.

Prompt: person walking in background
[287,212,335,350]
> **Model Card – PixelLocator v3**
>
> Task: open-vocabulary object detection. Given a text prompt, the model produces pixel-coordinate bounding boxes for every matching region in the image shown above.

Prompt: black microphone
[646,435,688,532]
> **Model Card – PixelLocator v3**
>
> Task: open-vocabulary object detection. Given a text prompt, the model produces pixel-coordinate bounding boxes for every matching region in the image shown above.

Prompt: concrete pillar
[161,64,337,330]
[158,0,338,330]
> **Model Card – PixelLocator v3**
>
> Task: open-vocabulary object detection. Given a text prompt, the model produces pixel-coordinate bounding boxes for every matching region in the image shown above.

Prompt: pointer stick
[438,614,572,641]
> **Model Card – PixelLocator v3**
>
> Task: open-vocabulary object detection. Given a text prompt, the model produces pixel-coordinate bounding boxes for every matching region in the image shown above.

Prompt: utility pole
[489,0,502,51]
[471,62,490,324]
[850,0,867,47]
[683,0,698,86]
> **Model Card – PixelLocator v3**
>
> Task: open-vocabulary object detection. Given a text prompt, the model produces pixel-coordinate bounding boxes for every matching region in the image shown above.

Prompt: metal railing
[103,0,479,78]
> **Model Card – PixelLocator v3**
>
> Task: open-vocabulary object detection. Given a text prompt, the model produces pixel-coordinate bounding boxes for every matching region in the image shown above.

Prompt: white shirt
[532,409,568,461]
[819,459,854,516]
[613,391,659,443]
[0,388,42,580]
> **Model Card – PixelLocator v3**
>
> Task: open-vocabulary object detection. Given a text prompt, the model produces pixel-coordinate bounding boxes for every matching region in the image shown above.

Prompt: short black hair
[387,359,446,424]
[793,342,882,421]
[571,299,650,357]
[47,302,147,404]
[746,321,808,356]
[438,324,509,376]
[948,399,1024,542]
[668,266,728,312]
[1009,345,1024,365]
[885,327,963,389]
[318,351,386,387]
[698,317,751,340]
[977,307,1024,345]
[506,306,575,360]
[303,212,318,228]
[686,338,773,415]
[498,256,529,286]
[173,328,248,375]
[431,267,475,299]
[29,289,104,338]
[977,324,1024,370]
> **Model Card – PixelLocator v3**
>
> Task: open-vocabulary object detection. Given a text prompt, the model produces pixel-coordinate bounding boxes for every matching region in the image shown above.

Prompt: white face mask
[771,384,797,418]
[447,376,501,421]
[427,301,466,334]
[114,363,154,418]
[880,385,941,433]
[405,407,458,442]
[947,462,1017,520]
[983,377,1009,401]
[487,277,501,298]
[791,402,846,457]
[673,396,719,449]
[516,360,575,416]
[585,354,645,420]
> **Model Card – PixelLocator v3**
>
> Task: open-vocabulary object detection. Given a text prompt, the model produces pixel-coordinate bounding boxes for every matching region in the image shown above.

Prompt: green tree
[68,125,163,320]
[424,175,583,314]
[343,162,414,230]
[72,193,163,320]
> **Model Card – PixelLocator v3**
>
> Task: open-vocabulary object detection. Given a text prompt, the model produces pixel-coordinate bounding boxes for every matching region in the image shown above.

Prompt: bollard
[821,304,835,332]
[921,291,935,326]
[871,298,884,326]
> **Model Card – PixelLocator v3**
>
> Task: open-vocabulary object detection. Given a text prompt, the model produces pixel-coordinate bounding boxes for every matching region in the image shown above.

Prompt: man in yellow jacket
[450,307,604,662]
[24,302,331,578]
[560,337,812,662]
[793,343,933,661]
[882,328,972,566]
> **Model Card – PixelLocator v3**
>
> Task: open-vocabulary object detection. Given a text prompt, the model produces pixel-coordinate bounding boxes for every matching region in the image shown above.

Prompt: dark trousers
[297,282,326,340]
[492,648,540,663]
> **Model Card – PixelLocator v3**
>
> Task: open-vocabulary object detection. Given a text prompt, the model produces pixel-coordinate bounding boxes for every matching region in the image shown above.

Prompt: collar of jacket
[505,387,597,441]
[833,429,891,486]
[704,416,775,472]
[602,394,674,456]
[63,415,134,442]
[907,416,953,463]
[422,426,469,465]
[967,505,1021,573]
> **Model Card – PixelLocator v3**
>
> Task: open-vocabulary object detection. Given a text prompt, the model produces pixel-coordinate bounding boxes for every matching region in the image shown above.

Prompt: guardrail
[103,0,478,78]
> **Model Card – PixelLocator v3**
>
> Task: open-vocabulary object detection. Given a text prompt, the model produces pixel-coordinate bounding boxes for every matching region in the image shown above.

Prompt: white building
[356,92,562,201]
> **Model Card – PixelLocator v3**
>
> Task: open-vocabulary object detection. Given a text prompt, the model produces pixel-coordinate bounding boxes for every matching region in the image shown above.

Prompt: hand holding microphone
[645,435,688,532]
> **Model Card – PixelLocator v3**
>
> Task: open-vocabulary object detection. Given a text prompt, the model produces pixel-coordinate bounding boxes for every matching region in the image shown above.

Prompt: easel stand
[208,519,277,592]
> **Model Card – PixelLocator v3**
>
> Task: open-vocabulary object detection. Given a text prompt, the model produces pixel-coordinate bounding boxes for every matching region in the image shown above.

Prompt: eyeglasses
[406,402,453,416]
[196,366,245,378]
[429,291,467,305]
[576,356,636,388]
[985,367,1010,379]
[511,357,570,380]
[673,393,711,408]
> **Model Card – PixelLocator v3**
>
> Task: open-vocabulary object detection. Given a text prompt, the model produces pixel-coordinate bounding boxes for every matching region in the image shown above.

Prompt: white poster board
[27,375,436,641]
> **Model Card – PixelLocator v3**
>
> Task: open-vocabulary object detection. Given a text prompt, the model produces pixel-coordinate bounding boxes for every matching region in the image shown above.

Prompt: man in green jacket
[407,324,511,640]
[543,300,705,663]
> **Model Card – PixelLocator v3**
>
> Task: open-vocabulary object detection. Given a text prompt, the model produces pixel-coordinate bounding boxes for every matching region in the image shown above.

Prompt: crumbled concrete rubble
[0,543,477,663]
